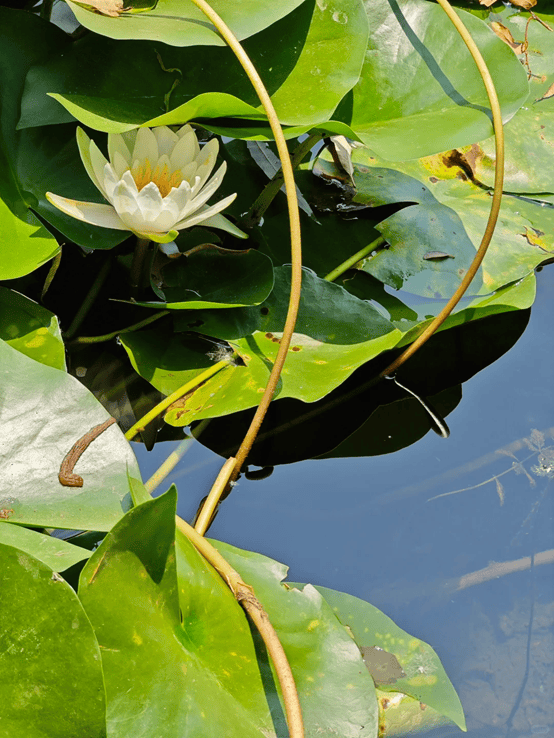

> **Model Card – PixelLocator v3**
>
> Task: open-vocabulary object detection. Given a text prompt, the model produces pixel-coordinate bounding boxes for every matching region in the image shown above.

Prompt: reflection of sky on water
[135,266,554,737]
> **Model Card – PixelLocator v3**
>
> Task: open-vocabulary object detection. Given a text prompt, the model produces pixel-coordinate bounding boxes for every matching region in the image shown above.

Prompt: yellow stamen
[131,159,184,198]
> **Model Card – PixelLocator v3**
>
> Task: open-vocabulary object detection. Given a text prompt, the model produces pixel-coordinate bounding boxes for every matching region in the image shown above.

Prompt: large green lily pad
[67,0,307,48]
[0,339,138,531]
[78,489,277,737]
[24,0,367,134]
[0,542,106,738]
[211,540,379,737]
[122,267,402,426]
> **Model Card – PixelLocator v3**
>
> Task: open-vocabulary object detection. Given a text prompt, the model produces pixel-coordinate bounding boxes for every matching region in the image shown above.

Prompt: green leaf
[121,267,401,425]
[315,146,554,296]
[22,0,367,134]
[314,585,466,731]
[457,8,554,195]
[329,0,529,160]
[67,0,306,48]
[78,489,276,738]
[0,287,66,371]
[0,9,128,257]
[211,540,379,737]
[135,246,275,309]
[0,339,138,531]
[0,522,90,571]
[0,542,106,738]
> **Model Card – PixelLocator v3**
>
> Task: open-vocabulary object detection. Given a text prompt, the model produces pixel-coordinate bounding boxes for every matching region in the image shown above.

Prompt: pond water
[135,265,554,738]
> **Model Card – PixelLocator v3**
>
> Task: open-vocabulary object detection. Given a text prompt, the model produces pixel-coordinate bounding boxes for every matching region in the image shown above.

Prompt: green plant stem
[189,1,303,494]
[64,255,112,340]
[240,133,323,230]
[70,310,170,345]
[143,419,210,494]
[378,0,505,380]
[324,236,386,282]
[41,249,62,302]
[194,457,236,536]
[130,237,151,297]
[40,0,54,20]
[124,360,228,442]
[187,4,304,736]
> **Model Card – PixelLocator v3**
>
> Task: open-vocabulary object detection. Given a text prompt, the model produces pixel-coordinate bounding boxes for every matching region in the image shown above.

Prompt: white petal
[76,128,105,197]
[102,163,120,202]
[153,126,178,157]
[135,181,164,224]
[196,137,219,171]
[89,140,110,199]
[165,180,193,212]
[121,170,139,193]
[180,162,227,219]
[176,124,199,157]
[108,133,132,170]
[148,205,180,232]
[170,129,198,171]
[132,127,158,168]
[180,161,197,184]
[120,130,138,156]
[46,192,129,230]
[111,178,141,221]
[174,193,237,230]
[111,150,130,179]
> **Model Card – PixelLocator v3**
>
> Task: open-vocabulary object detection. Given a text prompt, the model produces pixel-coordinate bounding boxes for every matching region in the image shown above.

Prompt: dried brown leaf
[491,22,525,54]
[536,80,554,103]
[73,0,125,17]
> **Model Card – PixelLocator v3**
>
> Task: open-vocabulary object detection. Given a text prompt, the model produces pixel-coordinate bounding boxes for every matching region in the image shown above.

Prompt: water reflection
[135,267,554,736]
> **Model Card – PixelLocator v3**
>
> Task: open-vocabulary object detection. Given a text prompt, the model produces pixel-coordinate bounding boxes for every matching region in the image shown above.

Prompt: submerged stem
[324,236,386,282]
[65,255,112,340]
[130,237,151,297]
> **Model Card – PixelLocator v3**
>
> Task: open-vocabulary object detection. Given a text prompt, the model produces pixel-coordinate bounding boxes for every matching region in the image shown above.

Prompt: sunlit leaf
[0,543,106,738]
[0,523,90,571]
[0,340,138,531]
[0,287,66,371]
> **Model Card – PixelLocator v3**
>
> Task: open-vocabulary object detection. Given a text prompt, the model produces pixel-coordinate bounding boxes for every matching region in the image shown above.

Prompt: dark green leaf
[0,523,90,571]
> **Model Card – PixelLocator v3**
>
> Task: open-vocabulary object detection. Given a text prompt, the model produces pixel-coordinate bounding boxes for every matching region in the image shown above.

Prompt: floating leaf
[0,543,106,738]
[0,339,138,531]
[0,522,90,571]
[0,287,66,371]
[122,267,402,425]
[314,585,466,731]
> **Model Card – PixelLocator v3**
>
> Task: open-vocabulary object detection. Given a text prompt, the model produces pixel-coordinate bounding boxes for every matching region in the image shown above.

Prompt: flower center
[131,159,183,198]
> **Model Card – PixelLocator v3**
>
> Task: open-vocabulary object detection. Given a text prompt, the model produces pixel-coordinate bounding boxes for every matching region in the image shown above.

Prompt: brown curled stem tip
[58,417,117,487]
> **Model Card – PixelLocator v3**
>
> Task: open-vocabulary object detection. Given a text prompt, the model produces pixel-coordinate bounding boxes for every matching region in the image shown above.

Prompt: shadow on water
[135,267,554,737]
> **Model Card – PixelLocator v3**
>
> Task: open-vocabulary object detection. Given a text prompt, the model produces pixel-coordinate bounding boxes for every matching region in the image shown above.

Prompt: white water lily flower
[46,125,246,244]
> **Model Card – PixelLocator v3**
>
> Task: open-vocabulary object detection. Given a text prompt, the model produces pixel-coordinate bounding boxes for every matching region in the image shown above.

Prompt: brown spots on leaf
[264,332,281,344]
[521,226,548,250]
[290,346,302,352]
[429,176,438,183]
[0,509,13,520]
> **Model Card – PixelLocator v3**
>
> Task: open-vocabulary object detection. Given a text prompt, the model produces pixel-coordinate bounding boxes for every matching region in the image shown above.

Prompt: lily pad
[314,146,554,296]
[0,287,66,371]
[327,0,529,160]
[67,0,306,48]
[211,540,379,737]
[78,488,278,737]
[23,0,367,135]
[0,9,128,260]
[0,339,138,531]
[0,522,90,571]
[135,246,275,309]
[122,267,402,426]
[0,542,106,738]
[314,585,466,731]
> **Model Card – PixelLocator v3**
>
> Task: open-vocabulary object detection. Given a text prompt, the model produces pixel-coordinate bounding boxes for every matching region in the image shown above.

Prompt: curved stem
[124,360,228,441]
[240,132,323,230]
[194,457,236,536]
[324,236,386,282]
[71,310,170,345]
[189,0,302,490]
[379,0,504,379]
